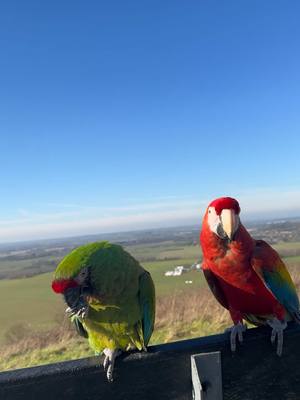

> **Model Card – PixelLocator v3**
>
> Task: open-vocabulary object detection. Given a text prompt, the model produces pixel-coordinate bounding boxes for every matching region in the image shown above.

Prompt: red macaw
[200,196,300,355]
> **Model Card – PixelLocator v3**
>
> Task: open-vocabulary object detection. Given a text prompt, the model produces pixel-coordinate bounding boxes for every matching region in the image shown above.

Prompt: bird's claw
[102,349,121,382]
[75,307,88,318]
[267,318,287,356]
[226,322,247,352]
[65,305,88,319]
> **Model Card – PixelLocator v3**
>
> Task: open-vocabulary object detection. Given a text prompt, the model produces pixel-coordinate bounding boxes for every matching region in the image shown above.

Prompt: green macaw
[51,241,155,381]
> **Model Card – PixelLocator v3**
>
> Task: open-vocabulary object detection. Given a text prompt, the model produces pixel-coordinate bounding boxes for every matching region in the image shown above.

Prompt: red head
[204,196,241,241]
[208,197,240,216]
[51,278,78,294]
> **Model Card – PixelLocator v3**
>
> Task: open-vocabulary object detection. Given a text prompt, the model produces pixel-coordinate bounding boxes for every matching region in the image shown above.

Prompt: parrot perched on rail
[51,241,155,382]
[200,197,300,356]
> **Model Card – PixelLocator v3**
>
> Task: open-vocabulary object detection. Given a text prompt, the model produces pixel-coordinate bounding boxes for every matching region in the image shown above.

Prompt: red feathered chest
[201,225,283,319]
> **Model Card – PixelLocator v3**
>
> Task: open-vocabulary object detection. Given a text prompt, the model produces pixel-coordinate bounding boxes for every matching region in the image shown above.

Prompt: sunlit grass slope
[0,289,231,372]
[0,272,63,341]
[0,244,203,343]
[1,242,300,372]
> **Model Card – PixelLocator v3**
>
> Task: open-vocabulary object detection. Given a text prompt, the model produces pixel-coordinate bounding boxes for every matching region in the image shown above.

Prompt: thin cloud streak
[0,208,203,242]
[1,188,300,242]
[0,199,205,227]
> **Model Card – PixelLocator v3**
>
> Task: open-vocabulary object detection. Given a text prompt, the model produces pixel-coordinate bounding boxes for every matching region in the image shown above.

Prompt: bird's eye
[208,209,211,214]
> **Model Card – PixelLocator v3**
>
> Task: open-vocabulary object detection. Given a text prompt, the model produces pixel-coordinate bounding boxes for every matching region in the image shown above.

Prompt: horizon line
[0,214,299,248]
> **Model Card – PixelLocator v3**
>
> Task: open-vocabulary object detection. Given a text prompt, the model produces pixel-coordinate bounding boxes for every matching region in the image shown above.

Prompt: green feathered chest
[54,242,155,354]
[83,293,144,352]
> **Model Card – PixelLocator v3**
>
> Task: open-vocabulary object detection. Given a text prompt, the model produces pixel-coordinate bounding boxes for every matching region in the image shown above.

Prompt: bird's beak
[220,209,239,241]
[64,286,82,309]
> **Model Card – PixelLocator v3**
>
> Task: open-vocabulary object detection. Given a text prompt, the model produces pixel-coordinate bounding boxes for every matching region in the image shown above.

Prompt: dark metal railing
[1,324,300,400]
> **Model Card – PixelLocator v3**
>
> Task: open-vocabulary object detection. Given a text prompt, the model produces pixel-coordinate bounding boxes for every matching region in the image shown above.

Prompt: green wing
[55,241,156,352]
[138,271,155,346]
[72,316,88,338]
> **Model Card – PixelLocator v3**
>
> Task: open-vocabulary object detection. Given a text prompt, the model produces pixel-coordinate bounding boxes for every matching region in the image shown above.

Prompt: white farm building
[164,265,189,277]
[164,261,202,277]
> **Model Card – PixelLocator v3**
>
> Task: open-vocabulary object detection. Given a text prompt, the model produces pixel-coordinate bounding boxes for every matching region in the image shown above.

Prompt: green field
[0,273,64,341]
[143,259,204,295]
[0,240,300,371]
[0,255,61,279]
[1,239,300,279]
[273,242,300,251]
[0,241,201,278]
[1,241,300,345]
[128,242,201,261]
[0,243,203,343]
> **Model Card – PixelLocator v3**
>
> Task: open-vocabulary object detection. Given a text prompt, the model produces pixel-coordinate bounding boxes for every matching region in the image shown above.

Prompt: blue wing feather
[261,269,299,314]
[251,240,300,318]
[138,271,155,345]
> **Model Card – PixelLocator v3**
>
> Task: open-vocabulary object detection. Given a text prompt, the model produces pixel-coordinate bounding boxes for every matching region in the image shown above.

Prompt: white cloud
[237,188,300,218]
[1,188,300,243]
[0,204,203,242]
[0,197,205,242]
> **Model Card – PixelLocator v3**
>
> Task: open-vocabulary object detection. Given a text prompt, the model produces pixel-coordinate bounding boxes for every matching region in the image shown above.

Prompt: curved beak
[64,285,89,318]
[64,286,82,309]
[220,209,239,241]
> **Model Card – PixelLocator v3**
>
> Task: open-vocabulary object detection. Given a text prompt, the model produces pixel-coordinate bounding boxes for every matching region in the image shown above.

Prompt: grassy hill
[0,243,204,345]
[1,239,300,372]
[0,289,231,372]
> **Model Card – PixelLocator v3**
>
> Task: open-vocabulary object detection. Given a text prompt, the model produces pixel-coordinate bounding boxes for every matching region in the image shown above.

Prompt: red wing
[203,268,229,310]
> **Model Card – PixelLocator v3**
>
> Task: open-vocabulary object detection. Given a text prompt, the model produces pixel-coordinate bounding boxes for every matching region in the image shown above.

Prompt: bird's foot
[225,322,247,352]
[102,349,121,382]
[267,318,287,356]
[65,305,88,319]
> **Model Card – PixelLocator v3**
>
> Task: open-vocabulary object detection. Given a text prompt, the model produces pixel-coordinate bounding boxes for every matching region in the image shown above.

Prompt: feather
[52,241,155,355]
[72,317,88,338]
[138,271,155,346]
[202,268,229,310]
[251,240,300,317]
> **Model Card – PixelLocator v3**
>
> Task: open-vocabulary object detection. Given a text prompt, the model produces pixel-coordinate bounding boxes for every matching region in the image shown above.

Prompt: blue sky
[1,1,300,242]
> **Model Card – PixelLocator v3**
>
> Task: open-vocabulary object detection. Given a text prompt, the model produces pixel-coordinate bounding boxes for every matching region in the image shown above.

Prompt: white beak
[220,209,239,240]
